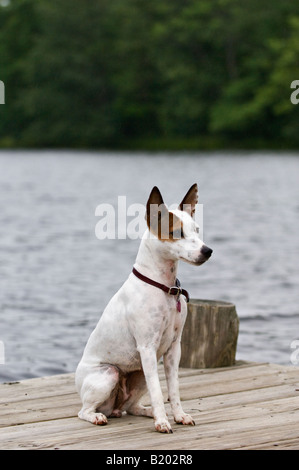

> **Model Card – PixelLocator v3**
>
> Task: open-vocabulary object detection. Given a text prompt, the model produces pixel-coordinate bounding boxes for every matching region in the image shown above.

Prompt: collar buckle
[168,286,183,299]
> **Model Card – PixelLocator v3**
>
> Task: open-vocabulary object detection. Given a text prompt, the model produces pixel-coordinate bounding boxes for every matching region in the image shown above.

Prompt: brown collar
[132,267,190,311]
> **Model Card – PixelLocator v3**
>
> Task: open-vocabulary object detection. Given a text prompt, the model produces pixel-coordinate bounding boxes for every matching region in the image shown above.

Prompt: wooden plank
[1,362,299,450]
[0,364,294,426]
[4,413,299,451]
[184,383,298,412]
[0,361,265,407]
[4,384,296,447]
[0,393,80,427]
[1,363,296,428]
[0,361,254,403]
[29,402,299,451]
[0,363,259,420]
[0,373,75,403]
[236,437,299,450]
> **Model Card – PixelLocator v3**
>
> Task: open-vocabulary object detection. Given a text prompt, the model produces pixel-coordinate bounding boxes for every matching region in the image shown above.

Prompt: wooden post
[180,299,239,369]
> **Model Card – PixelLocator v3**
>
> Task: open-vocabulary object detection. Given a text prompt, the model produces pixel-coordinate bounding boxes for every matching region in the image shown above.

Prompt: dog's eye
[170,228,184,239]
[195,227,200,234]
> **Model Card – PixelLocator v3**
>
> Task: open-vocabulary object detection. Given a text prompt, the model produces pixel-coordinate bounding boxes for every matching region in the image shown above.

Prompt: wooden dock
[1,361,299,450]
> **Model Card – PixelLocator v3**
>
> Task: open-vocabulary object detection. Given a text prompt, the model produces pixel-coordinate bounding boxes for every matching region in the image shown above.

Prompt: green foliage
[0,0,39,142]
[0,0,299,148]
[19,0,119,146]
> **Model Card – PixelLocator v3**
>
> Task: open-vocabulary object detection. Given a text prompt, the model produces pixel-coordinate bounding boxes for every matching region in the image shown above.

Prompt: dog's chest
[155,303,186,357]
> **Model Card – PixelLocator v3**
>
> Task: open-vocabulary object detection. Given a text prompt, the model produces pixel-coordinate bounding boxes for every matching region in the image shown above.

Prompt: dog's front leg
[138,345,172,434]
[164,341,195,426]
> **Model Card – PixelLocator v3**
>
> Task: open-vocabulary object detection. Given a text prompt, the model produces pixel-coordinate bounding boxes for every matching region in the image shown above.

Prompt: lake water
[0,150,299,382]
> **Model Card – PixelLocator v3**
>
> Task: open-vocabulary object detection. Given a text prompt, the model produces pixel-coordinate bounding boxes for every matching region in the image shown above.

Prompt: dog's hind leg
[125,370,153,418]
[78,365,120,425]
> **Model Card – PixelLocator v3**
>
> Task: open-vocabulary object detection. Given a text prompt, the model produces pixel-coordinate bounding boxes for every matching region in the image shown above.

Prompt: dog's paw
[155,418,173,434]
[92,413,108,425]
[174,413,195,426]
[110,409,123,418]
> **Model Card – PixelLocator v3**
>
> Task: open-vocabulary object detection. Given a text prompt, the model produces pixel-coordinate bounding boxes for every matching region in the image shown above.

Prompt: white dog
[75,184,212,433]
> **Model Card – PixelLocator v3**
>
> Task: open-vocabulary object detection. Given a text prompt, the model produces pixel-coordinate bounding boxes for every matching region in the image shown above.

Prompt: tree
[1,0,299,148]
[0,0,38,144]
[19,0,119,147]
[208,0,299,142]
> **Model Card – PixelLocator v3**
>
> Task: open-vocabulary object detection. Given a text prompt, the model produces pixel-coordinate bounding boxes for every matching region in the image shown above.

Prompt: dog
[75,183,212,433]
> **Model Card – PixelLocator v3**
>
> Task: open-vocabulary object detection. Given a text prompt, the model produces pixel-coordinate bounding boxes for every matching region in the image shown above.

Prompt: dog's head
[145,183,212,266]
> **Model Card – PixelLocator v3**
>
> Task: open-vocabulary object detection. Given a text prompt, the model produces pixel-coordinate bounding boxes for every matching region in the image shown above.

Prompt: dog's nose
[201,245,213,258]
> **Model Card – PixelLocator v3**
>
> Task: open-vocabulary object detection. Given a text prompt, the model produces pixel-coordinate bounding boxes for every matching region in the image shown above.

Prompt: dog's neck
[134,233,178,287]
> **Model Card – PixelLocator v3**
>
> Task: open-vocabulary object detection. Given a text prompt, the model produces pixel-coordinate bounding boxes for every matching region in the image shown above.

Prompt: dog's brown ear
[146,186,173,240]
[146,186,168,237]
[179,183,198,219]
[147,186,164,209]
